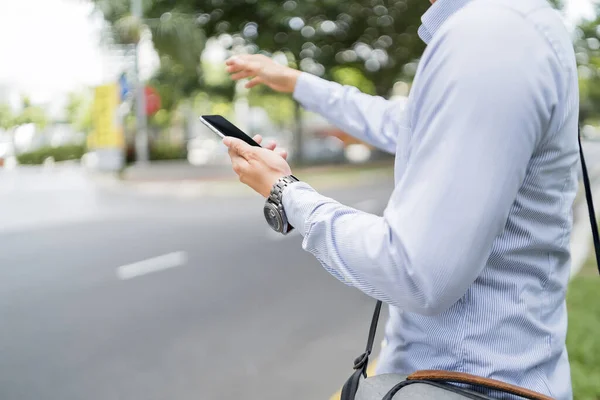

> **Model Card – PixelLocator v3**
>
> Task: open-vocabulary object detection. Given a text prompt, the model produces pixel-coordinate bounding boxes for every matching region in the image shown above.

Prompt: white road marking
[116,251,188,280]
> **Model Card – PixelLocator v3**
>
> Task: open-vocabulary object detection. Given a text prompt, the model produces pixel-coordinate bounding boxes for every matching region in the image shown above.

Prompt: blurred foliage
[16,145,86,165]
[330,66,376,95]
[95,0,205,70]
[149,141,188,161]
[14,98,48,129]
[548,0,563,9]
[95,0,207,118]
[0,104,14,130]
[575,16,600,123]
[149,108,171,129]
[0,99,49,132]
[248,91,296,126]
[65,91,94,133]
[192,92,234,117]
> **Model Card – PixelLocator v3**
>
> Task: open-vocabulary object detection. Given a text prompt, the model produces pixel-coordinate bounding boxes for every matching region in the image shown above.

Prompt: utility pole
[132,0,149,163]
[292,52,304,166]
[293,100,304,166]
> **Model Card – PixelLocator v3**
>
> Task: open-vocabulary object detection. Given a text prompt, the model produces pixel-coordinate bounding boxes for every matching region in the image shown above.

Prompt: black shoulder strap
[341,127,600,400]
[340,300,382,400]
[578,128,600,275]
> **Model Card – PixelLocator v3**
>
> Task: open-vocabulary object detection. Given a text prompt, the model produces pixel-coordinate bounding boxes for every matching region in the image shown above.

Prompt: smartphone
[199,115,261,147]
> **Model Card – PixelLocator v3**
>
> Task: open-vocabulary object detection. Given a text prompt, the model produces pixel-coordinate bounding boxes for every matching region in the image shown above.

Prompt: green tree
[65,91,93,133]
[94,0,429,97]
[94,0,207,100]
[15,97,48,129]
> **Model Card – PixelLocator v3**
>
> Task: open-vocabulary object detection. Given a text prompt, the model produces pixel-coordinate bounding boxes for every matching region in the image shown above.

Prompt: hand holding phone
[202,114,293,198]
[200,115,261,147]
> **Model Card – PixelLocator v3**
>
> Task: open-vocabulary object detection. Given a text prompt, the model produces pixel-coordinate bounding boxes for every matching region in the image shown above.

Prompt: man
[223,0,579,398]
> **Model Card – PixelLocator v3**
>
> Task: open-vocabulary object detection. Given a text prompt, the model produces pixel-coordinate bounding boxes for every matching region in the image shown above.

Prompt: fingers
[264,140,277,151]
[226,54,262,66]
[252,135,287,158]
[224,55,247,66]
[223,136,252,159]
[252,135,276,151]
[245,76,263,89]
[226,56,261,73]
[229,70,255,81]
[229,134,286,161]
[226,55,268,89]
[225,58,249,75]
[227,144,249,179]
[225,56,245,69]
[230,155,249,182]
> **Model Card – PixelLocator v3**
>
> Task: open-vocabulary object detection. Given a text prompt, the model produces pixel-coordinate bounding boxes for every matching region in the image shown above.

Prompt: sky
[0,0,596,110]
[0,1,105,105]
[0,0,158,111]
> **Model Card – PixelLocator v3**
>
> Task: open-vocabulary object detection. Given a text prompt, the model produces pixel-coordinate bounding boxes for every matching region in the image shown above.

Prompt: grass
[567,253,600,400]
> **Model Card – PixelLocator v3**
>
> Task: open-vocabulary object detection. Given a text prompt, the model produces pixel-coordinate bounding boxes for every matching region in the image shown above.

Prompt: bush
[16,145,85,165]
[149,142,187,161]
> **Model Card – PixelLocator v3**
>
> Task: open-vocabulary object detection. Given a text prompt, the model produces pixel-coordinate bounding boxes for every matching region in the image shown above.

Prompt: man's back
[376,1,579,398]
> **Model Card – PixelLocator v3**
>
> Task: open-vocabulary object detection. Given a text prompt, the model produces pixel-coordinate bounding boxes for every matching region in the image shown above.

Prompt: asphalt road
[0,166,393,400]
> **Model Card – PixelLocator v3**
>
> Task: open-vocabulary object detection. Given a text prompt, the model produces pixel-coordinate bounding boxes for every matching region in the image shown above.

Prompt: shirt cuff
[282,181,320,237]
[292,72,337,113]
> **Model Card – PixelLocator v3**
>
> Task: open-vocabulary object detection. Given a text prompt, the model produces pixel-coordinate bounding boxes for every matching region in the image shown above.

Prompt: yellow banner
[88,83,124,149]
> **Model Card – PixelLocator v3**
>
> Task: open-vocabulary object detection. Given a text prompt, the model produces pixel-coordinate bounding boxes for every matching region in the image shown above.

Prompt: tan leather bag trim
[407,370,553,400]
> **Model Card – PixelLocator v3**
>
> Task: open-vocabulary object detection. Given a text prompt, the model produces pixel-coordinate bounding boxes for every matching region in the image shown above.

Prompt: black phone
[199,115,261,147]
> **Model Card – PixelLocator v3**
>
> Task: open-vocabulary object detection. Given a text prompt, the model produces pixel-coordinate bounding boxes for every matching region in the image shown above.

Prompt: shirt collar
[418,0,474,44]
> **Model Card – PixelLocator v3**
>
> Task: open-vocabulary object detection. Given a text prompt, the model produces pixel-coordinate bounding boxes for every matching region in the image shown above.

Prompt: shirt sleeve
[282,7,562,315]
[293,72,407,154]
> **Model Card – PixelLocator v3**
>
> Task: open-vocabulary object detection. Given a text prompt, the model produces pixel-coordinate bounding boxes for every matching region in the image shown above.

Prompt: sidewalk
[121,160,237,182]
[119,159,396,182]
[93,160,396,199]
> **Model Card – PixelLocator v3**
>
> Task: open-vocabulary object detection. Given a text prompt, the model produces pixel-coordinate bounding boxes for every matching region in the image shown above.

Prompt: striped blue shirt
[282,0,580,398]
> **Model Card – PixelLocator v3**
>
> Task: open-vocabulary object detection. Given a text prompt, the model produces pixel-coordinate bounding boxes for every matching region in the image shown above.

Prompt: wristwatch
[264,175,299,234]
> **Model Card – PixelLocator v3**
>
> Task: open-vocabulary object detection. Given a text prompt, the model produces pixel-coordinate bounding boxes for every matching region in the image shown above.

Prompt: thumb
[223,136,252,158]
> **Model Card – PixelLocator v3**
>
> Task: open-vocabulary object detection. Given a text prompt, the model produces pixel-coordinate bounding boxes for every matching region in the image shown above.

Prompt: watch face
[263,202,283,232]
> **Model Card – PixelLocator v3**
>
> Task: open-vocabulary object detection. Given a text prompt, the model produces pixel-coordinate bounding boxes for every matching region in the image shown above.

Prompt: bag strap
[404,370,553,400]
[340,127,599,400]
[578,128,600,274]
[340,300,382,400]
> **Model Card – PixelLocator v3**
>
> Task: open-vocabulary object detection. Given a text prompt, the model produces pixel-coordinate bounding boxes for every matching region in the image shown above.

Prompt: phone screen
[201,115,261,147]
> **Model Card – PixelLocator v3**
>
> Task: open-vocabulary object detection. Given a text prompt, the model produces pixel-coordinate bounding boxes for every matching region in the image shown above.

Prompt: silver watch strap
[269,175,299,205]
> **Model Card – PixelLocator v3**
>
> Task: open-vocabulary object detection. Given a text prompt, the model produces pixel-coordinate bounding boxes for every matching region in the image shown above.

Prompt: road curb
[569,163,600,277]
[94,166,395,199]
